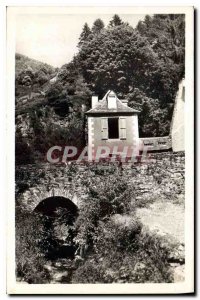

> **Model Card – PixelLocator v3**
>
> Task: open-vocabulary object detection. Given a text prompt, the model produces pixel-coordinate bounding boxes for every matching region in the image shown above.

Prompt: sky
[16,13,146,68]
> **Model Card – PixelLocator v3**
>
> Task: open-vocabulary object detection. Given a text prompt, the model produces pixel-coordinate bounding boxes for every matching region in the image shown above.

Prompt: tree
[92,18,105,34]
[137,14,185,72]
[109,14,123,27]
[15,128,35,165]
[78,23,92,48]
[78,23,158,96]
[76,20,182,136]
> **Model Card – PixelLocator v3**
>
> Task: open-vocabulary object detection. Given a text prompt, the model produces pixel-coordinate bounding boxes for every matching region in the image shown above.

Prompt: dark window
[108,118,119,139]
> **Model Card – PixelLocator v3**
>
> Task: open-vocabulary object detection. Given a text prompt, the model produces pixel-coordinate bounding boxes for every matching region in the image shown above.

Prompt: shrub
[74,175,133,253]
[72,219,173,283]
[15,207,51,283]
[15,130,35,165]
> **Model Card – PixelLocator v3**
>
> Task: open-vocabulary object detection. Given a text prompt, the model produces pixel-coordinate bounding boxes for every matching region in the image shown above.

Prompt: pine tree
[92,18,105,34]
[109,14,123,27]
[78,23,91,48]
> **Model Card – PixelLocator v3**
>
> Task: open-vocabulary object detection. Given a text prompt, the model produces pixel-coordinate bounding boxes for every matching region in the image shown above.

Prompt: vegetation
[15,53,56,98]
[16,174,174,283]
[72,221,173,283]
[15,207,51,283]
[15,14,185,165]
[15,14,184,283]
[56,14,184,137]
[72,174,173,283]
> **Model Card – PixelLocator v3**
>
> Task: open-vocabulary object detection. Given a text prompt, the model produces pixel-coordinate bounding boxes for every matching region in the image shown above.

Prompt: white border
[6,6,194,295]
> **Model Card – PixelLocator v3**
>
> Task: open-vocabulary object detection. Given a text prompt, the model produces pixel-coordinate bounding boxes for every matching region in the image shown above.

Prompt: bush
[74,175,133,254]
[72,219,173,283]
[15,207,51,283]
[15,130,35,165]
[72,171,174,283]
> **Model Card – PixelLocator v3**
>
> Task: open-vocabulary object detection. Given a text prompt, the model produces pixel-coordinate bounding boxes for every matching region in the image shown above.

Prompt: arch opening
[34,196,78,217]
[34,196,78,260]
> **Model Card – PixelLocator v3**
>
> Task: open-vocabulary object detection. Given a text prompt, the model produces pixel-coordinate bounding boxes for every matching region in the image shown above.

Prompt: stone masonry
[16,152,185,212]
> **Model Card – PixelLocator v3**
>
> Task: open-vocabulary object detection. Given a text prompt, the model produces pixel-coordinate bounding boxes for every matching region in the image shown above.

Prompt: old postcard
[7,6,194,294]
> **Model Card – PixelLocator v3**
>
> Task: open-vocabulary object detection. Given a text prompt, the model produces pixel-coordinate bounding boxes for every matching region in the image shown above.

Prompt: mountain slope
[15,53,57,100]
[16,53,56,77]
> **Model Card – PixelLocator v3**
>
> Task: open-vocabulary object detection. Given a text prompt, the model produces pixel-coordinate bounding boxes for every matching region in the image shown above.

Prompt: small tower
[85,90,140,160]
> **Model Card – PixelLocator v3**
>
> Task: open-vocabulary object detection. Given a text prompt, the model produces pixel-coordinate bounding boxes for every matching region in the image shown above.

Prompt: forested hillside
[15,14,185,165]
[15,53,57,98]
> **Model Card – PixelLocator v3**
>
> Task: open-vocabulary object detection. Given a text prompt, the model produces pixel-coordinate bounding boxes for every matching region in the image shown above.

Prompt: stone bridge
[15,163,90,212]
[16,152,185,214]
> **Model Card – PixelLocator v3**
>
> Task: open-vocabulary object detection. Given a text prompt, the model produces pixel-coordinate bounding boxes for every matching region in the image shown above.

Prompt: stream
[44,258,75,283]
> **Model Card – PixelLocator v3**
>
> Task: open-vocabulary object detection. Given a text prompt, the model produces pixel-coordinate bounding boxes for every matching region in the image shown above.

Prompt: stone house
[85,90,140,160]
[86,80,185,159]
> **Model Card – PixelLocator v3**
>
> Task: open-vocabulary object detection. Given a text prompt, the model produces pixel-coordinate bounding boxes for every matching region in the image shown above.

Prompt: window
[101,117,126,140]
[108,118,119,139]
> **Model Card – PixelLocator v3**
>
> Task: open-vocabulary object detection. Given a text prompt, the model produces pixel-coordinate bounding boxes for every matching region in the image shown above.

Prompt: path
[136,199,185,282]
[136,200,184,244]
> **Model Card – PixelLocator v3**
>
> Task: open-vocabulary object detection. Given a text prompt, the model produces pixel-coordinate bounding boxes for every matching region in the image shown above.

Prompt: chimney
[92,95,98,108]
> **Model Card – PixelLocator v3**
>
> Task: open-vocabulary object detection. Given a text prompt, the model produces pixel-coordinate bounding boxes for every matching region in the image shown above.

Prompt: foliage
[75,17,184,136]
[137,14,185,71]
[91,18,105,34]
[72,219,173,283]
[72,172,174,283]
[16,204,77,283]
[15,14,185,166]
[73,175,133,256]
[15,105,86,164]
[15,53,55,76]
[30,108,85,154]
[15,207,51,283]
[55,64,92,107]
[15,53,56,98]
[78,23,92,48]
[15,128,35,165]
[46,82,69,116]
[109,14,124,27]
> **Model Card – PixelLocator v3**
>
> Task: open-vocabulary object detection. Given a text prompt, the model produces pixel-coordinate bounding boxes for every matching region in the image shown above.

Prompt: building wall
[88,114,139,160]
[171,80,185,152]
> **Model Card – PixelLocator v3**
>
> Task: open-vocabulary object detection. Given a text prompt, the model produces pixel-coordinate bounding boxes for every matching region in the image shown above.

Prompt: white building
[171,79,185,152]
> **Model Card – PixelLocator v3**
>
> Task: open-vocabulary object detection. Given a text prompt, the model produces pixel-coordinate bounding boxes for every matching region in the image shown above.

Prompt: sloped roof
[86,90,140,115]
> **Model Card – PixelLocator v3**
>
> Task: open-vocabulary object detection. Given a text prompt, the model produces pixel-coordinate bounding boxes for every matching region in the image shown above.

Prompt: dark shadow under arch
[34,196,78,261]
[34,196,78,217]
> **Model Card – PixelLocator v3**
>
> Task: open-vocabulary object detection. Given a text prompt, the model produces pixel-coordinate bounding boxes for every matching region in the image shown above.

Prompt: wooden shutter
[101,118,108,140]
[119,117,126,140]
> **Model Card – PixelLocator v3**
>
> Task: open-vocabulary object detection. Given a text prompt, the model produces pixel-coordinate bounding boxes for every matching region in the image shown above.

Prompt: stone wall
[139,136,172,152]
[16,152,185,211]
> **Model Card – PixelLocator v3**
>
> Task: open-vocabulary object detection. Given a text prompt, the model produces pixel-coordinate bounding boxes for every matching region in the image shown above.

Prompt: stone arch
[19,184,82,212]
